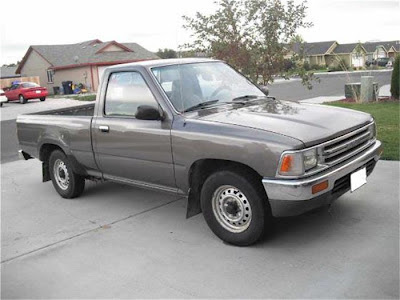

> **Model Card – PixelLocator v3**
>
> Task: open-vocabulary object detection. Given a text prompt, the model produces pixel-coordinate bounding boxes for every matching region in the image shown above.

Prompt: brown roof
[17,39,159,73]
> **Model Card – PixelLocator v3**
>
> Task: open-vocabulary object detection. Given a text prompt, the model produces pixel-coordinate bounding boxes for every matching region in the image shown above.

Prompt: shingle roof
[291,41,337,55]
[363,41,400,53]
[0,66,20,78]
[17,39,159,73]
[333,43,365,54]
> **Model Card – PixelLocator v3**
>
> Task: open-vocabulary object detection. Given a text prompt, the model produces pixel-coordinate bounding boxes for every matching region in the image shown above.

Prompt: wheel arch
[39,143,87,181]
[186,158,265,218]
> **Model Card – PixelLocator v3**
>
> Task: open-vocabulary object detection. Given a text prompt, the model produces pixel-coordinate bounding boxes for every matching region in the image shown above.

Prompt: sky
[0,0,399,65]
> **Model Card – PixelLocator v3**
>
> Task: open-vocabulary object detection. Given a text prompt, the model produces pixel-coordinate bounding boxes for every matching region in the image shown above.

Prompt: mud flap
[42,162,51,182]
[186,189,202,219]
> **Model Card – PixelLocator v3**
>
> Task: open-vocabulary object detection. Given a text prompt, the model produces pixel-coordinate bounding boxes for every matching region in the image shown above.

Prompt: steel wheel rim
[53,159,70,190]
[19,96,24,103]
[212,185,252,233]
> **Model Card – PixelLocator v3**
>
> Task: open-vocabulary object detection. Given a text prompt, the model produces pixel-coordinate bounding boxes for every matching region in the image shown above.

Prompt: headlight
[278,149,318,176]
[303,149,317,171]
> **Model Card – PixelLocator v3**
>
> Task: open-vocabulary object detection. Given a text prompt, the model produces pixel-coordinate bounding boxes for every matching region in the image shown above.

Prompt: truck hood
[192,99,373,147]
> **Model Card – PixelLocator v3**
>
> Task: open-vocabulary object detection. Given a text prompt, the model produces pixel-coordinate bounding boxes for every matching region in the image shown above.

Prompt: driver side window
[104,72,158,117]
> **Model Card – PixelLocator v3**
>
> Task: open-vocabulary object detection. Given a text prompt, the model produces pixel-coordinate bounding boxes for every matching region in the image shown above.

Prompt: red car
[5,82,48,104]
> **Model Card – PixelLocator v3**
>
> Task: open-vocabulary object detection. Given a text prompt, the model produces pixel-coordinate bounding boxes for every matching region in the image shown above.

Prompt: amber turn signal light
[280,155,293,173]
[312,180,328,194]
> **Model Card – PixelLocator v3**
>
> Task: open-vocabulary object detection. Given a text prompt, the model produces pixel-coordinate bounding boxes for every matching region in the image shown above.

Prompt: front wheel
[201,169,271,246]
[19,95,27,104]
[40,97,46,101]
[49,150,85,198]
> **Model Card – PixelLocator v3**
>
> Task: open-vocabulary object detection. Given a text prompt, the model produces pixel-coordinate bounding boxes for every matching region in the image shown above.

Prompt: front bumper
[262,140,382,217]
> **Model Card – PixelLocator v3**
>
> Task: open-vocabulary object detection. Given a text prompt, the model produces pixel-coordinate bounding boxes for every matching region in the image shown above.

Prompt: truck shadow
[257,196,364,247]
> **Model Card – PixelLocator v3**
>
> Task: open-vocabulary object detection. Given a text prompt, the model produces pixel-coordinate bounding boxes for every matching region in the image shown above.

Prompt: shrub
[310,64,321,70]
[303,61,311,71]
[390,55,400,99]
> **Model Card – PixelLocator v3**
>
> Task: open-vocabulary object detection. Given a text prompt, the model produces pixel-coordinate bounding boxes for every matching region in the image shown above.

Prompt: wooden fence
[0,76,40,89]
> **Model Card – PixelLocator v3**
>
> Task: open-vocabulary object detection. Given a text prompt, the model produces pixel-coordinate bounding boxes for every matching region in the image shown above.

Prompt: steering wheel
[210,85,232,100]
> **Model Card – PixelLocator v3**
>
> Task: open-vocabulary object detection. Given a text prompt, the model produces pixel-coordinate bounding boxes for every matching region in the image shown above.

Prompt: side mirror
[259,85,269,96]
[135,105,163,120]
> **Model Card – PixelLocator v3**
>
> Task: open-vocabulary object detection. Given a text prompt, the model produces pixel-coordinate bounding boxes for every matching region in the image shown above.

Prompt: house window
[47,70,54,83]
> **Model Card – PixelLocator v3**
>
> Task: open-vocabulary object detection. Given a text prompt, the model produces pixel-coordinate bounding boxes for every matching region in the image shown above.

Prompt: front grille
[332,158,376,195]
[320,124,374,166]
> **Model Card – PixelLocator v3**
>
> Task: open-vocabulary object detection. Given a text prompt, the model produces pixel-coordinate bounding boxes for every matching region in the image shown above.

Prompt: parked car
[16,58,382,246]
[376,57,390,67]
[4,82,48,104]
[0,89,7,107]
[365,59,375,67]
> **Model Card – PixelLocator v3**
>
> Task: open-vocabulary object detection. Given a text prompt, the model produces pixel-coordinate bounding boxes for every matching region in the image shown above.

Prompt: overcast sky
[0,0,399,65]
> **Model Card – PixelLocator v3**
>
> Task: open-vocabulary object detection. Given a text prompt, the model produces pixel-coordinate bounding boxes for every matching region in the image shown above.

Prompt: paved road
[268,70,392,100]
[1,159,399,298]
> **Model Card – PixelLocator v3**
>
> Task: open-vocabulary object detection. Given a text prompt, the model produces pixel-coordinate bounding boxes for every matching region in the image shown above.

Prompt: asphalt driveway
[1,159,398,298]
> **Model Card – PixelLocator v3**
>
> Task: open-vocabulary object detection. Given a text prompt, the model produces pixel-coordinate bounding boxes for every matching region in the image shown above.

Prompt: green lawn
[326,101,400,160]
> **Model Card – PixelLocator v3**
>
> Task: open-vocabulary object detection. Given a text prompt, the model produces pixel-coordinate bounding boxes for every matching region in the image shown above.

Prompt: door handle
[99,125,109,133]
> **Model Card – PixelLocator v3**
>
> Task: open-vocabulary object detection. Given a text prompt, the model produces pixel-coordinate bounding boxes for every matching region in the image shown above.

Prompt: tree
[156,48,178,59]
[390,55,399,99]
[182,0,315,86]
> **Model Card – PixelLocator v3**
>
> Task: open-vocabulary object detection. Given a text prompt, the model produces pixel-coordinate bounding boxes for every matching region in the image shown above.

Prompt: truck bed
[33,103,95,116]
[16,103,97,172]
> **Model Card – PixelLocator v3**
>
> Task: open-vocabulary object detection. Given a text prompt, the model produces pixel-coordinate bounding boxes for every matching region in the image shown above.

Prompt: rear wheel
[19,95,27,104]
[40,97,46,101]
[0,103,2,107]
[49,150,85,198]
[201,169,271,246]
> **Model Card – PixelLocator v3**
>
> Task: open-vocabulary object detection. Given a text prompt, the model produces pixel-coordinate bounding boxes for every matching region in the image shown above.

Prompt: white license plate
[36,90,41,94]
[351,167,367,192]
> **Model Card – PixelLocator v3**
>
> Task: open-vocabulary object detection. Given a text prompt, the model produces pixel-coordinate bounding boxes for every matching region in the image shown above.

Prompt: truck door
[92,71,176,191]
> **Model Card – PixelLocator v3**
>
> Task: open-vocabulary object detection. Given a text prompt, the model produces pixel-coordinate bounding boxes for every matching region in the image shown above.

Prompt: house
[363,41,400,60]
[286,41,338,66]
[286,40,398,69]
[0,66,21,79]
[0,65,24,89]
[386,41,400,58]
[363,42,388,61]
[16,39,159,94]
[329,43,367,68]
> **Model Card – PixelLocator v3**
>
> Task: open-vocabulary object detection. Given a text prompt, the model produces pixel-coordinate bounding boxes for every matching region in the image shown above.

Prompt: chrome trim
[263,140,382,201]
[323,131,371,157]
[276,121,375,179]
[103,174,184,195]
[323,138,375,166]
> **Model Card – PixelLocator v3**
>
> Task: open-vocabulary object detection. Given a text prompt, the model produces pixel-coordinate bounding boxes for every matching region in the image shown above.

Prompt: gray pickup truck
[17,58,382,245]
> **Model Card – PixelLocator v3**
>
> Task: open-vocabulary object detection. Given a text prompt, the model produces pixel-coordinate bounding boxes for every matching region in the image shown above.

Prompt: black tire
[200,168,271,246]
[19,94,27,104]
[49,150,85,198]
[40,97,46,101]
[0,103,2,107]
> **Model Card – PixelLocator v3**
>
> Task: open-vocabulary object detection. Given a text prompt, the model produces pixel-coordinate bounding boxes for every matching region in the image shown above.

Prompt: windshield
[152,62,264,112]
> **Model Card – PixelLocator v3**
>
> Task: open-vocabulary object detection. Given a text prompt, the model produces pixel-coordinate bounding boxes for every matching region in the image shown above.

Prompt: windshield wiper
[232,95,259,102]
[183,99,220,112]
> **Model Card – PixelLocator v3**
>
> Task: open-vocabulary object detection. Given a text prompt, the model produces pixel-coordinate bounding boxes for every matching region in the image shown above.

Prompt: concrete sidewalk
[1,159,399,298]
